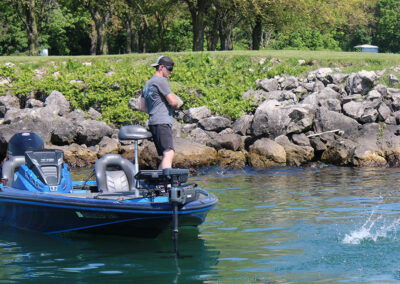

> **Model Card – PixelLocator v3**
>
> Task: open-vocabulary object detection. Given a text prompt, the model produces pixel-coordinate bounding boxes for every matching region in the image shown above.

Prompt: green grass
[1,50,400,126]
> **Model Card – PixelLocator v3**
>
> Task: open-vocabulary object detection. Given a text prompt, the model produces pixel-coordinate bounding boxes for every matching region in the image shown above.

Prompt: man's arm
[165,93,183,109]
[139,96,148,113]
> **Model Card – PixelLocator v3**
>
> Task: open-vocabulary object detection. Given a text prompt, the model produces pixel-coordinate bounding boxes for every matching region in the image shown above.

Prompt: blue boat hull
[0,187,217,238]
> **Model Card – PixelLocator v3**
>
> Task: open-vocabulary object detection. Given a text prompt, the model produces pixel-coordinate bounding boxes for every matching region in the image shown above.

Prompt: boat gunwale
[0,186,218,213]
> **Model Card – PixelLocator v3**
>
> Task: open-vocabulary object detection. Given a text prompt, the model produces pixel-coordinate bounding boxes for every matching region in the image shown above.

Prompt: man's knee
[163,149,175,158]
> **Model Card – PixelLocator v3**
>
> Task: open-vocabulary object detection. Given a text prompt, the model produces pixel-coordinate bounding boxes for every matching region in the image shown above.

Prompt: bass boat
[0,126,218,242]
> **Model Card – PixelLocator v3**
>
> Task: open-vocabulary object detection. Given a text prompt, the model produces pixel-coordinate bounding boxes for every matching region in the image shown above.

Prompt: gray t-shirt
[142,75,173,125]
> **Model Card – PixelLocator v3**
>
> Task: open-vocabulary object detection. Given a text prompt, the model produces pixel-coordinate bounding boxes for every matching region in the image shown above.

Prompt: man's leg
[159,149,175,169]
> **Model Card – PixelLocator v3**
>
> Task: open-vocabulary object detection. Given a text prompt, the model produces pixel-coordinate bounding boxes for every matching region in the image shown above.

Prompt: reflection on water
[2,166,400,282]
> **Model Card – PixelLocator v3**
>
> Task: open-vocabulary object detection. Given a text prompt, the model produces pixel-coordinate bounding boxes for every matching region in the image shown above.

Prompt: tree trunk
[219,21,234,50]
[126,18,133,53]
[185,0,211,51]
[98,19,108,55]
[252,15,262,50]
[206,10,219,51]
[27,5,39,56]
[89,20,97,55]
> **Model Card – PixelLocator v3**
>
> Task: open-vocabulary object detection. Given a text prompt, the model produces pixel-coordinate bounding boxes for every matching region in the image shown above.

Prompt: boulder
[45,90,70,116]
[188,128,212,145]
[346,70,378,95]
[214,133,242,151]
[389,74,399,85]
[352,145,387,167]
[292,133,311,147]
[218,149,246,169]
[248,137,286,166]
[328,73,349,85]
[256,78,279,92]
[173,138,218,169]
[251,100,314,138]
[51,117,78,145]
[232,115,253,136]
[198,115,232,132]
[307,68,333,83]
[26,98,44,108]
[88,107,102,120]
[281,76,299,90]
[0,95,19,117]
[66,109,87,122]
[183,106,212,123]
[275,135,314,166]
[98,136,119,157]
[314,107,360,139]
[76,119,113,146]
[242,89,268,105]
[321,138,357,166]
[266,90,298,103]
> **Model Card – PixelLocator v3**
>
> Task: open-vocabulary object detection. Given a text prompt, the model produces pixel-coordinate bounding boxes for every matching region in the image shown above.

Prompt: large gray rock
[242,89,268,105]
[251,100,314,138]
[66,109,87,122]
[232,115,253,136]
[51,117,78,145]
[321,138,357,166]
[214,133,242,151]
[328,73,349,85]
[275,135,314,166]
[267,90,298,103]
[256,78,279,92]
[301,87,341,111]
[183,106,212,123]
[249,138,286,164]
[98,136,119,157]
[45,90,70,116]
[346,70,378,95]
[314,107,360,138]
[248,138,286,168]
[198,115,232,132]
[76,119,113,146]
[307,68,333,83]
[0,95,19,118]
[281,76,299,90]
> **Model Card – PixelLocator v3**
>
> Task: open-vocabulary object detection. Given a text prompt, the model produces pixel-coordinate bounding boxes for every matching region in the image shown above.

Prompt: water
[2,166,400,283]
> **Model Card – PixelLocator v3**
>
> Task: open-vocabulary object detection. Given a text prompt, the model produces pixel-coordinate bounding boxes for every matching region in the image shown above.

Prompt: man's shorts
[149,124,174,156]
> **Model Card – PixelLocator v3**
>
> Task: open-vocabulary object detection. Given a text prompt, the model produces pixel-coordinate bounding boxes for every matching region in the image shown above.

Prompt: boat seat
[25,150,64,186]
[1,156,26,187]
[95,154,138,196]
[118,125,152,141]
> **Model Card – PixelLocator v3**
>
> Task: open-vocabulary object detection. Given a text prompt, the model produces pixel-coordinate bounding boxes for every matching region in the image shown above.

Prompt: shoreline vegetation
[2,51,400,170]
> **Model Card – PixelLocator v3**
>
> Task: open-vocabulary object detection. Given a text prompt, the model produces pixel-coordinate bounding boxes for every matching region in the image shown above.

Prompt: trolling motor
[119,125,197,255]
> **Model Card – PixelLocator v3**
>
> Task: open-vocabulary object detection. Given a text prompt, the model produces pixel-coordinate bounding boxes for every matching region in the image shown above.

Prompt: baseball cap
[150,55,174,67]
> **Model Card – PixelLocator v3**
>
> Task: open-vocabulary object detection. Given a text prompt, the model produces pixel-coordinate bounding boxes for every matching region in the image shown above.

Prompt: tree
[0,1,27,55]
[184,0,213,51]
[83,0,115,55]
[375,0,400,52]
[235,0,271,50]
[7,0,51,55]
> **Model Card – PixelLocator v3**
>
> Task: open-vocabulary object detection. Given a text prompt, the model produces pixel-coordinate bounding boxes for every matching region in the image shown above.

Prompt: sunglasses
[164,65,173,72]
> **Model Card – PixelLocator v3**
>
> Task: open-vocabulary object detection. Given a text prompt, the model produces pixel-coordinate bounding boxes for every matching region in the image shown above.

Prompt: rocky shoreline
[2,66,400,170]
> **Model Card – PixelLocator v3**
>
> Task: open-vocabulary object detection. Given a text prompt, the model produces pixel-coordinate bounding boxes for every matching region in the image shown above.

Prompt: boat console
[25,150,64,186]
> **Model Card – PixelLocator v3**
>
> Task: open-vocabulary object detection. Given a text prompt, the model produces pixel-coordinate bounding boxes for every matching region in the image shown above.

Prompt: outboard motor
[7,132,44,159]
[2,132,44,187]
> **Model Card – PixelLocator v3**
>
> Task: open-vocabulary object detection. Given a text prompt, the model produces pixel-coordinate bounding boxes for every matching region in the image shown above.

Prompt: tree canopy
[0,0,398,55]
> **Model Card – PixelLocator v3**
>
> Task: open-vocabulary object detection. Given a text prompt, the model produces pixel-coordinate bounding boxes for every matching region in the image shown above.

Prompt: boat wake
[342,212,400,245]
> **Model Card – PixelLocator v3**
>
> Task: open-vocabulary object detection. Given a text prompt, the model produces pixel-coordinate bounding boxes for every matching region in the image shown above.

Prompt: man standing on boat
[139,55,182,169]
